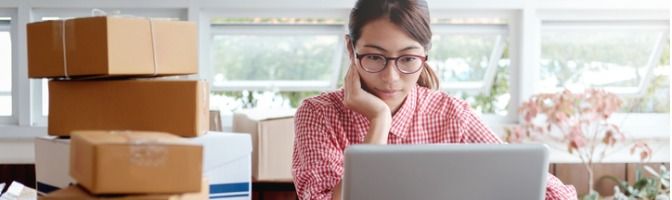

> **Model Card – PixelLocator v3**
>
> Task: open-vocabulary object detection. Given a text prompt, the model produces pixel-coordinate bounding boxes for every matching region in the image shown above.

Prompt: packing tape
[149,18,158,76]
[110,130,168,167]
[60,20,69,79]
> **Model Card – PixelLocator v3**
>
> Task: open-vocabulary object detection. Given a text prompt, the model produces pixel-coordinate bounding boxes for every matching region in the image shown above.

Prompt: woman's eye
[400,57,417,62]
[366,55,383,61]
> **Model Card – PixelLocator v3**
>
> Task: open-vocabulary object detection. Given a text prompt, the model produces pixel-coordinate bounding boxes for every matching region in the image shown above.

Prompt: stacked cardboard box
[69,131,203,194]
[35,132,252,199]
[27,16,197,78]
[48,80,209,137]
[233,109,296,182]
[28,16,207,137]
[29,16,251,200]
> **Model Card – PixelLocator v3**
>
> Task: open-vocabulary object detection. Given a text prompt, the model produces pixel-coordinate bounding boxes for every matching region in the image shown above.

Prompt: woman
[292,0,578,199]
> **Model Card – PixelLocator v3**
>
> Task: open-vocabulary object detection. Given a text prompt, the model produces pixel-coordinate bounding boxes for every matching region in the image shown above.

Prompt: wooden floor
[1,163,669,199]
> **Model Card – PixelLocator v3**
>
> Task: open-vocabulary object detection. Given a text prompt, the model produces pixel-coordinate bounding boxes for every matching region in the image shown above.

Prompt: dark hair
[348,0,439,90]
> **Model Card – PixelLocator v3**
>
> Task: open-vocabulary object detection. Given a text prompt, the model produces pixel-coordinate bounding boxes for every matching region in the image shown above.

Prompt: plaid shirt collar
[389,85,418,138]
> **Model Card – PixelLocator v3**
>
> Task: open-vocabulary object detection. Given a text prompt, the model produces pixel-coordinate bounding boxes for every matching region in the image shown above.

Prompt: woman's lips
[375,89,400,99]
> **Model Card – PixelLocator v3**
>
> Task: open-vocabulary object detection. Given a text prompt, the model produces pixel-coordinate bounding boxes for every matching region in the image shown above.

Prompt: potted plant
[608,163,670,200]
[505,89,653,200]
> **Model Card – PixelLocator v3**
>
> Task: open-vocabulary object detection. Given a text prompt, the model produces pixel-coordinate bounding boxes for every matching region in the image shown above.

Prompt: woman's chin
[381,94,408,113]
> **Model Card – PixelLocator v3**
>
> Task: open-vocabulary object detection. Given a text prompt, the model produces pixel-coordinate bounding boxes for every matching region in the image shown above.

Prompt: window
[209,18,345,112]
[211,29,339,89]
[0,18,11,117]
[208,17,514,115]
[428,18,510,115]
[540,21,670,113]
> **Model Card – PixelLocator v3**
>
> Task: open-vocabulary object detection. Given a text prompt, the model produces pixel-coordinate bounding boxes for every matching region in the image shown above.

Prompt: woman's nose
[379,61,401,81]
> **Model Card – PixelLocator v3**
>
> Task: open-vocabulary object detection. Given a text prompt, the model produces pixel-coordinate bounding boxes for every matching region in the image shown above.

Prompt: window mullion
[329,31,345,89]
[633,31,668,97]
[480,34,507,96]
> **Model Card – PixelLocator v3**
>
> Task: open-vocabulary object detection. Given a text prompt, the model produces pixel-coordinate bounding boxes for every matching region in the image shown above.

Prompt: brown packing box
[40,179,209,200]
[48,79,209,137]
[27,16,197,78]
[233,110,295,182]
[70,131,203,194]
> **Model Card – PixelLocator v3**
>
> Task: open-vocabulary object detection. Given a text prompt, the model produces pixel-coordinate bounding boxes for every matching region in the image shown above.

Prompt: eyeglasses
[355,53,428,74]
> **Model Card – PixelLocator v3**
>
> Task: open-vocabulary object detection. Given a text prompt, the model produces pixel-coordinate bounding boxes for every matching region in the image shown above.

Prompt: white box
[34,132,252,199]
[192,132,252,199]
[34,136,74,196]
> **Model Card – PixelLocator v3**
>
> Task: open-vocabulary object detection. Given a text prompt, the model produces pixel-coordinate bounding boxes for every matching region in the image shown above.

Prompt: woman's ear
[345,35,355,62]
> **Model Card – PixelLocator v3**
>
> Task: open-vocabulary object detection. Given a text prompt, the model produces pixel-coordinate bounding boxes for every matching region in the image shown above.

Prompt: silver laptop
[342,144,549,200]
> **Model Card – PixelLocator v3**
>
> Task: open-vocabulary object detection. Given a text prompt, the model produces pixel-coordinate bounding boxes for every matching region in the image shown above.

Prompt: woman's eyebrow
[363,44,388,52]
[362,44,422,53]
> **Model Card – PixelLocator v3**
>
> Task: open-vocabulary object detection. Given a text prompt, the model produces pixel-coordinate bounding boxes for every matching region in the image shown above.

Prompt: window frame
[209,23,346,92]
[427,11,517,124]
[0,21,15,123]
[532,11,671,138]
[0,9,15,125]
[539,20,670,97]
[430,23,509,96]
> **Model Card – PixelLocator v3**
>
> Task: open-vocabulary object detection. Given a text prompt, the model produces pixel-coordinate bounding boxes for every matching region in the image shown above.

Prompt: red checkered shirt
[292,85,578,200]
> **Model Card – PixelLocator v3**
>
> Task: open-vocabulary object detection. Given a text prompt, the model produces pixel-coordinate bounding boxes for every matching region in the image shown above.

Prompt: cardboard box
[40,179,209,200]
[27,16,197,79]
[70,131,203,194]
[35,132,252,200]
[34,136,75,196]
[233,110,295,182]
[48,79,209,137]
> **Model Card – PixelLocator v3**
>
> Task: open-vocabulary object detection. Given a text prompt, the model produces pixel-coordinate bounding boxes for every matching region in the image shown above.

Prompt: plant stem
[584,161,595,194]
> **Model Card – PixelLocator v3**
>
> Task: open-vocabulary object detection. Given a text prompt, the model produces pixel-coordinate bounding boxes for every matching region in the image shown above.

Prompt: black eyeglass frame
[354,53,428,74]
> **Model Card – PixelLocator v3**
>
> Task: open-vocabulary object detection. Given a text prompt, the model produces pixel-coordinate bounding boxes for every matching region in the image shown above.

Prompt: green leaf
[582,191,600,200]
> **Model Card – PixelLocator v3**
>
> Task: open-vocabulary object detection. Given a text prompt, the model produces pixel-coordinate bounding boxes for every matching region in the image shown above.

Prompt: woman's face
[348,18,426,113]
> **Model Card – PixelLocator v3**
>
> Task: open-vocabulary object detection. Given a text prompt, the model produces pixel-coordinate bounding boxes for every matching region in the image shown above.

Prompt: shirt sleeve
[292,100,344,200]
[544,175,578,200]
[456,101,578,200]
[456,101,503,144]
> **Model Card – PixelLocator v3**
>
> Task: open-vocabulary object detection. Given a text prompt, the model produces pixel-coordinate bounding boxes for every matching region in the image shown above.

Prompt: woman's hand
[343,63,391,120]
[343,63,392,144]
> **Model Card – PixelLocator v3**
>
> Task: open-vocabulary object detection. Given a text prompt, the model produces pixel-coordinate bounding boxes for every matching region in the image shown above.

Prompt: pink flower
[511,88,648,161]
[602,130,616,146]
[630,142,652,162]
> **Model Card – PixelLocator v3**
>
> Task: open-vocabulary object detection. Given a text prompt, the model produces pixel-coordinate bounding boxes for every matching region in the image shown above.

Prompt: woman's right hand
[343,62,392,144]
[342,63,391,120]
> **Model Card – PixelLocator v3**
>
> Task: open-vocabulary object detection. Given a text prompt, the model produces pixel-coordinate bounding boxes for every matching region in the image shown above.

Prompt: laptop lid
[342,144,549,200]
